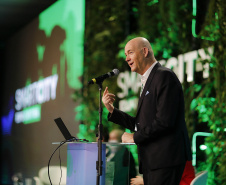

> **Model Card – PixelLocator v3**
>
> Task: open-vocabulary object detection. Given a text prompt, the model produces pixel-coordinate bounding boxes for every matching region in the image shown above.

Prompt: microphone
[88,69,120,85]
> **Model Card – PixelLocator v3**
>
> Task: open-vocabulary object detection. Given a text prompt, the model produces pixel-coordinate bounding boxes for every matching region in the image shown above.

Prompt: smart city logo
[14,74,58,124]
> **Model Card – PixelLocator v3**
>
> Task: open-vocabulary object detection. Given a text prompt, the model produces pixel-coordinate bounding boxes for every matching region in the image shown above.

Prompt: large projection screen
[1,0,85,183]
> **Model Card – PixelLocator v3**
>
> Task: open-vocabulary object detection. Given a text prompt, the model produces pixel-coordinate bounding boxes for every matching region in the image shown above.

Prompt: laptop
[54,117,76,141]
[54,117,89,142]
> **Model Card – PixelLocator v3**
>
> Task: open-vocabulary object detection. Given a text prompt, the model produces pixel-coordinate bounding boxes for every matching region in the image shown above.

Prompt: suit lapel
[136,63,161,115]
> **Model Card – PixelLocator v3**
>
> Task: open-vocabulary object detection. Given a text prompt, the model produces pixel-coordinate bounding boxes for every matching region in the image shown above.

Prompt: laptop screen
[54,117,74,141]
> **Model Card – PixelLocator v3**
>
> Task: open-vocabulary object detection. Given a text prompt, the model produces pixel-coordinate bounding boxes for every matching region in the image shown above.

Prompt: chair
[190,171,208,185]
[34,166,67,185]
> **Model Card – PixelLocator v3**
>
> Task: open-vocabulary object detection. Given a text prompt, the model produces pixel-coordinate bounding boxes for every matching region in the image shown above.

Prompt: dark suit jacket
[108,63,192,173]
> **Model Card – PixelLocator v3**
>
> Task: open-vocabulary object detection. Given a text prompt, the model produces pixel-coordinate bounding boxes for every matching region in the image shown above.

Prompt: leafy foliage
[189,0,226,184]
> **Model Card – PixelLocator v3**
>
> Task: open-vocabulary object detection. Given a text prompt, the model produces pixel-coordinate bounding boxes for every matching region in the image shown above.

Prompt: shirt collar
[140,61,158,84]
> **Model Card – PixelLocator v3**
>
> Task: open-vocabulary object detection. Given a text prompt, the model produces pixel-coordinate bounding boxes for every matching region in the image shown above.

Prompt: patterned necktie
[140,83,144,96]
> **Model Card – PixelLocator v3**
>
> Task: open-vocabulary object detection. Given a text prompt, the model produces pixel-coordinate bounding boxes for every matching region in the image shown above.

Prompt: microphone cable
[48,140,67,185]
[58,141,63,185]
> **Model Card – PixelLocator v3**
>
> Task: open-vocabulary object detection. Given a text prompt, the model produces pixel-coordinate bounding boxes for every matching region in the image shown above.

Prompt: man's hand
[122,132,134,143]
[102,87,115,113]
[130,176,144,185]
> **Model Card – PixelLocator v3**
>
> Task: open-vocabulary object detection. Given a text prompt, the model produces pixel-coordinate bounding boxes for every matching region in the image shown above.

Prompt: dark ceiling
[0,0,57,46]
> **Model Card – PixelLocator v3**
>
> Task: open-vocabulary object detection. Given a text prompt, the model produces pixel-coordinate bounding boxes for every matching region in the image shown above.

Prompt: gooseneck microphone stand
[96,82,103,185]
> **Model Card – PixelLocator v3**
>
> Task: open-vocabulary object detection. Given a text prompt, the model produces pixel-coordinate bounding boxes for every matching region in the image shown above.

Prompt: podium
[64,142,136,185]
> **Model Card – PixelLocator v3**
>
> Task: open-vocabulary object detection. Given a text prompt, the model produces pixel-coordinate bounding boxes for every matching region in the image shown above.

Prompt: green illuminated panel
[39,0,85,90]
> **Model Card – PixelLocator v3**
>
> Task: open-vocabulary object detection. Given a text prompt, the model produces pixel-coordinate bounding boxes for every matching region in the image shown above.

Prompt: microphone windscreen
[112,69,120,76]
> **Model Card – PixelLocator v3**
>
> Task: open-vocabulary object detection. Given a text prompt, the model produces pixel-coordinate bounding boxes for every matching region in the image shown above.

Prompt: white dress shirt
[140,61,158,95]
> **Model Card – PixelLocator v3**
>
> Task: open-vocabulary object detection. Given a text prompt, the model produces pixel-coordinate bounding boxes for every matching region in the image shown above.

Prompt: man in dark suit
[102,37,192,185]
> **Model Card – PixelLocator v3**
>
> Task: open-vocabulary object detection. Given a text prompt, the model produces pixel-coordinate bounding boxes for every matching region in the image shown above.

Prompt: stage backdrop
[1,0,85,184]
